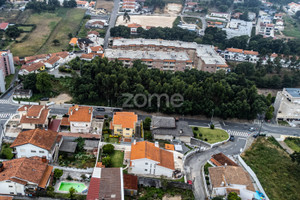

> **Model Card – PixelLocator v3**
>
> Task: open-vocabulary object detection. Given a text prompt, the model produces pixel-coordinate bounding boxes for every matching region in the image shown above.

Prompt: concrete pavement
[104,0,120,49]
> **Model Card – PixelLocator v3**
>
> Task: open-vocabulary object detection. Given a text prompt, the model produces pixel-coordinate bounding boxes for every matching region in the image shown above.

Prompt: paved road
[104,0,120,49]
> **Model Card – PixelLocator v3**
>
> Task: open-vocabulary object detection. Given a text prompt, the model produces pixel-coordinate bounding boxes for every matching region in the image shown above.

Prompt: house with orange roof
[129,141,175,177]
[62,105,93,133]
[128,23,142,34]
[69,38,78,46]
[44,55,61,68]
[19,62,45,75]
[224,48,259,63]
[18,105,50,130]
[88,46,103,54]
[76,0,88,7]
[0,156,53,195]
[111,112,138,138]
[10,128,63,162]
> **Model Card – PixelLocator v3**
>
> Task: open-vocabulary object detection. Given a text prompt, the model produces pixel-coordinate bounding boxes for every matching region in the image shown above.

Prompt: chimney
[179,129,183,134]
[133,140,136,145]
[89,108,91,114]
[75,105,79,111]
[48,117,52,129]
[155,141,159,148]
[42,156,47,163]
[0,162,4,172]
[70,109,73,115]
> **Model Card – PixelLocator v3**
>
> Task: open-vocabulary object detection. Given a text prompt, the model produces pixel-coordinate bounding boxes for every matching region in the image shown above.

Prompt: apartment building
[223,48,259,63]
[222,19,253,39]
[108,38,228,72]
[0,50,15,93]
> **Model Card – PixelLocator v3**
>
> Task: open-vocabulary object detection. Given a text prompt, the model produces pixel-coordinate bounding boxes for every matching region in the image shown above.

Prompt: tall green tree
[36,72,52,94]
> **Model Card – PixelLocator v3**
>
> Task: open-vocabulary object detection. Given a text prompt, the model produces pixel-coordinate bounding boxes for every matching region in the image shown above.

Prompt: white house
[209,166,256,200]
[0,157,53,196]
[223,48,259,63]
[18,105,50,130]
[10,128,63,162]
[210,12,230,19]
[44,55,61,69]
[62,105,93,133]
[129,141,175,177]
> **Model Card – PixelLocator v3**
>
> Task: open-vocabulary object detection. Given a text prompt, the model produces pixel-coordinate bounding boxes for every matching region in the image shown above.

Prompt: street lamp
[210,109,214,125]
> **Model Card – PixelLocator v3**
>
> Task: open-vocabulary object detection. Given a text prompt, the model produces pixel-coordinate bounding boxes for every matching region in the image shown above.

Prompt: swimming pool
[58,182,87,193]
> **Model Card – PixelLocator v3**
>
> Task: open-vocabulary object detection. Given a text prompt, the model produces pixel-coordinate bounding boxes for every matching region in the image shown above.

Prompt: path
[278,141,294,154]
[104,0,120,49]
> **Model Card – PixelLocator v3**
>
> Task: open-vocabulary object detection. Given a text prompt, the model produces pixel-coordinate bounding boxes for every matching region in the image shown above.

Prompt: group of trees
[209,0,233,12]
[22,72,53,95]
[62,0,77,8]
[144,0,165,9]
[101,144,115,167]
[26,0,76,12]
[5,25,21,39]
[0,0,5,7]
[68,57,268,120]
[110,26,198,42]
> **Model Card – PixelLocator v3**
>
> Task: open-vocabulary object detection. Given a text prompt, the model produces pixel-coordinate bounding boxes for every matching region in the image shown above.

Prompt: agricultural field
[242,137,300,200]
[96,0,114,12]
[0,10,31,24]
[9,8,85,57]
[282,16,300,40]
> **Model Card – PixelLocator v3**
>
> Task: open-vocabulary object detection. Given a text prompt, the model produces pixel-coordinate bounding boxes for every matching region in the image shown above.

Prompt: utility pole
[210,109,214,125]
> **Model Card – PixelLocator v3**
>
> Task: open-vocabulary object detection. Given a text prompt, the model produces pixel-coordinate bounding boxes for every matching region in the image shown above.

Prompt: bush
[67,174,73,180]
[102,156,111,167]
[210,124,215,129]
[193,127,198,131]
[102,144,115,154]
[204,138,208,141]
[54,169,63,179]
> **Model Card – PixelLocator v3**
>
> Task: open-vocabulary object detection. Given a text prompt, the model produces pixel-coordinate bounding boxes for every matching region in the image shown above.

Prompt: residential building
[275,19,284,31]
[274,88,300,122]
[151,116,193,143]
[206,12,230,22]
[0,50,15,93]
[77,38,94,52]
[0,23,9,31]
[44,55,61,69]
[61,105,93,133]
[223,48,259,63]
[24,54,49,64]
[80,53,95,61]
[274,13,283,20]
[0,156,53,196]
[18,105,50,130]
[76,0,89,7]
[128,23,142,34]
[90,21,105,29]
[208,166,255,199]
[69,38,78,47]
[88,46,103,54]
[123,174,138,196]
[108,38,228,72]
[86,167,124,200]
[19,62,45,75]
[13,89,32,99]
[130,141,175,177]
[111,112,138,138]
[222,19,253,39]
[288,2,300,14]
[210,153,238,166]
[10,128,62,162]
[87,31,100,38]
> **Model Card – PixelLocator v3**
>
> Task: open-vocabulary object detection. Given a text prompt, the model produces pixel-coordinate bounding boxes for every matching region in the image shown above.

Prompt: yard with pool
[58,182,87,193]
[192,127,229,144]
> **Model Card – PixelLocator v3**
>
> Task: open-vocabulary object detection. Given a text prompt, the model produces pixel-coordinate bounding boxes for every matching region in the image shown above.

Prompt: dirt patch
[49,93,72,104]
[257,88,280,97]
[116,15,176,28]
[164,3,182,16]
[162,195,182,200]
[96,0,114,12]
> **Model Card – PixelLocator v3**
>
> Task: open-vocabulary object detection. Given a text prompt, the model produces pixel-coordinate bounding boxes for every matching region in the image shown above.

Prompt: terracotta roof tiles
[112,112,137,129]
[68,105,93,122]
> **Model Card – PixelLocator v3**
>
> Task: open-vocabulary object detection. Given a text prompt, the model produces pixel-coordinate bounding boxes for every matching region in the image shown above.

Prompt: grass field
[183,17,202,28]
[110,150,124,168]
[282,16,300,39]
[10,8,85,57]
[284,137,300,152]
[18,26,34,32]
[0,10,31,24]
[242,137,300,200]
[192,127,229,144]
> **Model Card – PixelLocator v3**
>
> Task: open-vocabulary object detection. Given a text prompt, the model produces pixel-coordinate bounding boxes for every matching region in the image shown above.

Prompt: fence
[201,164,210,198]
[190,137,211,149]
[237,155,269,200]
[138,176,192,190]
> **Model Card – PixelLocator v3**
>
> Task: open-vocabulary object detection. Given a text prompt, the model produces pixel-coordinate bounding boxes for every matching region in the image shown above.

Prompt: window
[39,151,45,153]
[9,185,13,188]
[145,169,148,171]
[117,129,122,132]
[31,150,36,153]
[10,192,14,194]
[126,128,130,130]
[145,162,148,165]
[150,164,152,168]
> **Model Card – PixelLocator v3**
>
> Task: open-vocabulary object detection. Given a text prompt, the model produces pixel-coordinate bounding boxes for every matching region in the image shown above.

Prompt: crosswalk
[0,113,15,119]
[0,99,10,104]
[226,130,249,137]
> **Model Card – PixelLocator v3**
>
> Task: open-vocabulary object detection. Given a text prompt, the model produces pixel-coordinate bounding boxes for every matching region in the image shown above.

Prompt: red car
[187,180,193,185]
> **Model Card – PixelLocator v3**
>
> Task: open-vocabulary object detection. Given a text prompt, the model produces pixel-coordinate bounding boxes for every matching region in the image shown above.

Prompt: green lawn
[18,26,34,32]
[284,137,300,152]
[5,74,14,89]
[103,134,119,143]
[110,150,124,168]
[192,127,229,144]
[282,16,300,39]
[278,120,289,126]
[242,137,300,200]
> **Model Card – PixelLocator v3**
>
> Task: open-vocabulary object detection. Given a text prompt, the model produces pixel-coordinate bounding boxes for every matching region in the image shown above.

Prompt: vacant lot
[116,15,176,28]
[110,150,124,168]
[10,8,85,57]
[38,8,85,54]
[96,0,114,12]
[284,137,300,152]
[164,3,182,15]
[0,10,31,24]
[192,127,228,144]
[282,16,300,40]
[242,137,300,200]
[183,17,202,28]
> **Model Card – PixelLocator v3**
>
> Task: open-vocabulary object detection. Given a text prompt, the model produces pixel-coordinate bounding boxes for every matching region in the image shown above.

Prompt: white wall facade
[212,185,254,200]
[0,180,25,195]
[70,121,91,133]
[14,144,52,161]
[21,123,37,130]
[130,158,173,177]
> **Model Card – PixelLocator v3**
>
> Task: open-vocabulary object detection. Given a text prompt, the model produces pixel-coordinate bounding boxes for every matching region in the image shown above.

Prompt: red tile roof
[112,112,137,129]
[20,105,50,125]
[88,31,100,36]
[68,105,93,122]
[0,23,9,30]
[244,50,259,55]
[49,119,61,132]
[0,196,13,200]
[226,48,243,53]
[128,23,141,28]
[131,141,175,170]
[123,174,138,190]
[210,153,238,167]
[27,105,44,117]
[45,55,60,65]
[11,128,59,151]
[86,177,101,200]
[24,54,49,63]
[80,53,94,59]
[21,62,45,73]
[52,51,69,59]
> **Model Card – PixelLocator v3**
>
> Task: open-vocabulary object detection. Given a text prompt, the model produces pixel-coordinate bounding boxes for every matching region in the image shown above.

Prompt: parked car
[40,97,49,101]
[253,132,259,138]
[113,108,122,112]
[96,107,105,112]
[249,127,256,132]
[187,180,193,185]
[229,135,235,141]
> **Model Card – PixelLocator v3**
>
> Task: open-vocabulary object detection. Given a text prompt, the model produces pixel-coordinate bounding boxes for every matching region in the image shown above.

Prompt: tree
[23,73,37,92]
[68,33,73,39]
[54,169,63,180]
[228,192,241,200]
[5,25,21,39]
[74,137,85,152]
[52,39,60,46]
[102,156,111,167]
[143,117,151,130]
[102,144,115,154]
[36,72,52,94]
[0,0,5,7]
[123,11,130,23]
[69,187,77,199]
[290,152,300,165]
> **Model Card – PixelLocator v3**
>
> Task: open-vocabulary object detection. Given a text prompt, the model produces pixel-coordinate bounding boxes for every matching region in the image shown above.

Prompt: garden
[284,137,300,152]
[58,138,96,169]
[0,143,14,159]
[192,126,229,144]
[99,144,125,168]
